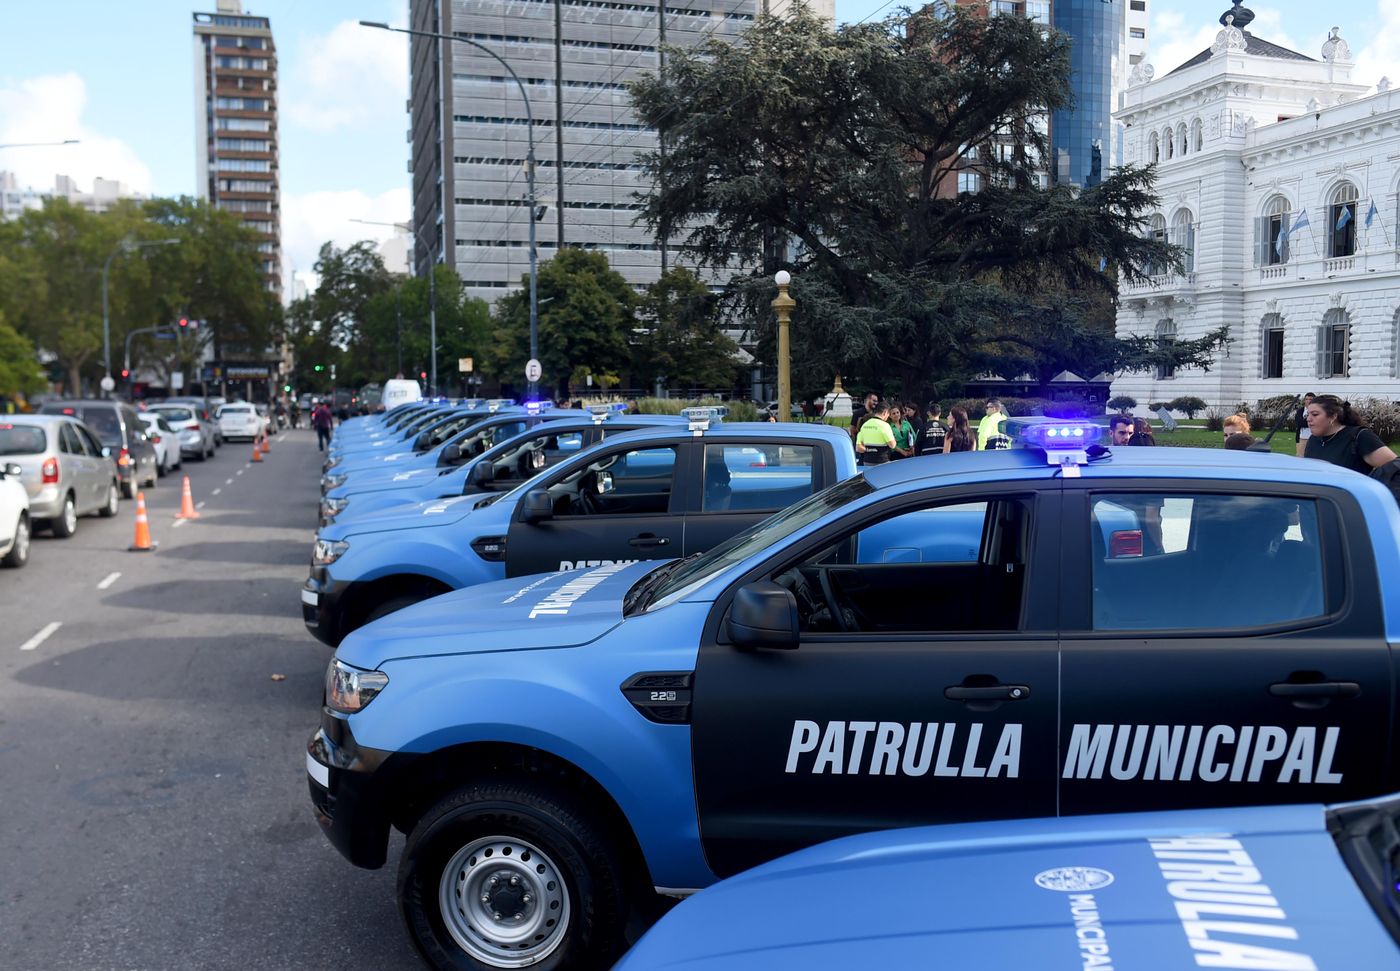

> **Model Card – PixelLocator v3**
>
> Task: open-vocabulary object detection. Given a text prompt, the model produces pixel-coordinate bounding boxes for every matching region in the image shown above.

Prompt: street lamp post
[360,19,540,399]
[772,270,794,422]
[0,138,79,150]
[101,237,180,397]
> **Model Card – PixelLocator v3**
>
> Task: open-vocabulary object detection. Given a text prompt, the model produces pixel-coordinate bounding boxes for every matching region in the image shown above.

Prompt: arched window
[1259,195,1292,266]
[1163,128,1175,159]
[1329,182,1359,258]
[1146,214,1167,276]
[1176,123,1189,156]
[1156,318,1177,379]
[1171,209,1196,273]
[1191,118,1204,152]
[1148,131,1160,163]
[1317,308,1349,377]
[1261,313,1285,379]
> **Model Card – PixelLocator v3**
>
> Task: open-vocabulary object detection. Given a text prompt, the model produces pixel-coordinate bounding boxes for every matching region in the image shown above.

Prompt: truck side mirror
[471,462,495,486]
[521,489,553,524]
[727,581,800,650]
[442,443,462,464]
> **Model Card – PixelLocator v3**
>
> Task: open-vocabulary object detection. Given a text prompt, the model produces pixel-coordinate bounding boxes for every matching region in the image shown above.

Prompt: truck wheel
[364,593,432,626]
[399,782,629,971]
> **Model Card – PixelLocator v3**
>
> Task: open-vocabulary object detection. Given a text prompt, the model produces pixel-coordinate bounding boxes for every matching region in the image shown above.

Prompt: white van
[381,379,423,411]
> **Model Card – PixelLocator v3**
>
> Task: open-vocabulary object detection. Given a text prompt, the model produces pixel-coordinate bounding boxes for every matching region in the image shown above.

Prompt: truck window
[700,444,816,513]
[1090,493,1324,631]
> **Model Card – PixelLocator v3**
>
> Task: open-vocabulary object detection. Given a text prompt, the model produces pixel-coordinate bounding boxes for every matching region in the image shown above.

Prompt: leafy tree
[1107,395,1137,412]
[0,312,45,398]
[632,267,740,393]
[1168,395,1208,419]
[631,6,1221,402]
[491,248,635,399]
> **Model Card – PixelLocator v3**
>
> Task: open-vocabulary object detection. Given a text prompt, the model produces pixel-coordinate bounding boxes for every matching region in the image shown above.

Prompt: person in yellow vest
[977,399,1007,450]
[855,404,896,465]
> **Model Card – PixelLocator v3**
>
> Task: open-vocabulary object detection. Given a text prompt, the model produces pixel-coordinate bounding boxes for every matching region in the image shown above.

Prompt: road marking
[96,572,121,590]
[210,488,221,496]
[237,469,245,476]
[172,518,187,529]
[20,622,61,652]
[196,500,206,509]
[224,478,233,485]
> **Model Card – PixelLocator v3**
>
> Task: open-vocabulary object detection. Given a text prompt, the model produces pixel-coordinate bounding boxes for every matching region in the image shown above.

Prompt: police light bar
[587,402,628,422]
[461,398,484,409]
[1005,417,1103,469]
[485,398,516,412]
[525,400,546,415]
[683,406,726,434]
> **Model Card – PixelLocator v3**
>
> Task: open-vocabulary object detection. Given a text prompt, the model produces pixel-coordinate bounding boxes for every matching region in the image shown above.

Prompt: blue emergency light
[1004,417,1103,469]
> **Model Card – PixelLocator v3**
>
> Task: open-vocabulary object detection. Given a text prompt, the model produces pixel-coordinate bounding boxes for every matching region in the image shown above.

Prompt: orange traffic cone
[262,430,272,453]
[175,475,199,519]
[252,438,263,463]
[128,491,157,552]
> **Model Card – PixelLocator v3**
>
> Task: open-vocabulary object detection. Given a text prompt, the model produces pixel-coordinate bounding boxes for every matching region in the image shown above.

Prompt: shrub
[634,397,760,421]
[1106,395,1137,412]
[1168,396,1208,419]
[1203,406,1226,432]
[1353,397,1400,444]
[1252,395,1299,432]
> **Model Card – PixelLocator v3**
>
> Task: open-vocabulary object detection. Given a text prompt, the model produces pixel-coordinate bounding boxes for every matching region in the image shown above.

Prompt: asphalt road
[0,428,421,970]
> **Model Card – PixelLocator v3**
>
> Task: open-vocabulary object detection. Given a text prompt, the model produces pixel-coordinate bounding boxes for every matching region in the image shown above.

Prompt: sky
[1,0,1396,297]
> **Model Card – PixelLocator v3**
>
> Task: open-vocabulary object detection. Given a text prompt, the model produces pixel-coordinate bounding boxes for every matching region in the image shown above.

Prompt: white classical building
[1111,1,1400,410]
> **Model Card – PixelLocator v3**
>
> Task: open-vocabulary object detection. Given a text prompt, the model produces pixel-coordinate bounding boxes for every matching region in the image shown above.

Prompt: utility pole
[554,0,566,248]
[657,0,668,274]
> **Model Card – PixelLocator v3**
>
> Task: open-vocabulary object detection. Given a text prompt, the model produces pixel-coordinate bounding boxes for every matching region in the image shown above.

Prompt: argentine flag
[1336,204,1354,231]
[1366,197,1380,229]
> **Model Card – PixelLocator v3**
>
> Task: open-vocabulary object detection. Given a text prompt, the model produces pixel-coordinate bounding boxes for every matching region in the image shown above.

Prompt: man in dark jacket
[312,402,334,451]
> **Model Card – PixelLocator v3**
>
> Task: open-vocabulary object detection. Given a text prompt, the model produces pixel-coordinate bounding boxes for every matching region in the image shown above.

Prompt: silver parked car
[149,403,216,461]
[0,416,120,537]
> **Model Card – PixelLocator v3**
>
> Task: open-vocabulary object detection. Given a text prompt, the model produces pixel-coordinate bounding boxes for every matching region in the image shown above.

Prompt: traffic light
[120,369,130,379]
[313,364,324,372]
[283,384,292,393]
[178,317,189,329]
[420,371,427,380]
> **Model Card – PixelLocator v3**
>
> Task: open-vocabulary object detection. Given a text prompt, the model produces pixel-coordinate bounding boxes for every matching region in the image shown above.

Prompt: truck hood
[322,492,485,539]
[336,560,659,668]
[619,803,1395,970]
[335,465,441,496]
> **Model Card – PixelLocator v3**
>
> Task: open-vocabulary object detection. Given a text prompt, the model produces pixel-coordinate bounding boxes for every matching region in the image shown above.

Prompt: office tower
[1050,0,1123,187]
[193,0,281,296]
[408,0,768,302]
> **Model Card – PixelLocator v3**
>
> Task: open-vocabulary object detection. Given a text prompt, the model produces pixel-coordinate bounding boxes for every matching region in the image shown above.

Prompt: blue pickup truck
[618,794,1400,969]
[302,418,857,646]
[307,420,1400,969]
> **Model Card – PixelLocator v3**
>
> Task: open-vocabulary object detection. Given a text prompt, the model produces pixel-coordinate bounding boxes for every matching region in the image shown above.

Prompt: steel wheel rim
[437,835,571,968]
[107,486,118,515]
[13,518,28,561]
[65,498,78,531]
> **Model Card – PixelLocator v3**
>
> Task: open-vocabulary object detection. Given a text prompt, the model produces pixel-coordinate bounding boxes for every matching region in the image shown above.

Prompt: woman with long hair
[1303,395,1397,474]
[943,407,977,453]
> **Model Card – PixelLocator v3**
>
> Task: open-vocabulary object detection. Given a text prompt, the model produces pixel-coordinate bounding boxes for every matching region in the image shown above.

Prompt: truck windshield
[635,475,875,613]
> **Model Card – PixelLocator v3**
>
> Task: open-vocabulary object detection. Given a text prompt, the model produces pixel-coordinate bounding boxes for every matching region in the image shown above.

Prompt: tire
[120,477,136,500]
[99,482,120,518]
[2,514,29,568]
[398,782,630,971]
[50,494,78,538]
[363,592,432,627]
[157,455,167,478]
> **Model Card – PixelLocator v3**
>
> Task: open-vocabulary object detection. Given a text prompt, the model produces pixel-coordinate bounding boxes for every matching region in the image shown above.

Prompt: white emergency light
[682,406,727,435]
[486,398,516,413]
[587,402,629,423]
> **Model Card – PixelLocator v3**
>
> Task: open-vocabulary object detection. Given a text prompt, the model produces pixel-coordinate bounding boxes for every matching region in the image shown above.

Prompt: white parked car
[218,403,263,442]
[136,412,181,477]
[0,459,31,568]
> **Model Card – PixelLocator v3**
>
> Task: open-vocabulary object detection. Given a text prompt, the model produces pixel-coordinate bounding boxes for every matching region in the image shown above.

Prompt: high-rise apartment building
[193,0,280,297]
[1049,0,1123,187]
[408,0,778,301]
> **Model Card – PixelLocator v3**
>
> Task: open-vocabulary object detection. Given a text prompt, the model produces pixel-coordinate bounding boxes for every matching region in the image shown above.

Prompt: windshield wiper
[623,553,700,616]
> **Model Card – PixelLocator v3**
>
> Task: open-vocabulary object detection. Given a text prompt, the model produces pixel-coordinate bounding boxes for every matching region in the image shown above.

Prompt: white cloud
[1351,0,1400,87]
[281,19,408,135]
[1146,6,1316,79]
[281,186,412,296]
[0,73,153,194]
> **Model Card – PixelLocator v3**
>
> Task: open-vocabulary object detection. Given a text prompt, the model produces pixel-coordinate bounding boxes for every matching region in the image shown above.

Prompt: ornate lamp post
[772,270,794,422]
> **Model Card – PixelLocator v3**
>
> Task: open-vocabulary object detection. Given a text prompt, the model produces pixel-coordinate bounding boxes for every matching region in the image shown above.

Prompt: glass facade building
[1050,0,1122,187]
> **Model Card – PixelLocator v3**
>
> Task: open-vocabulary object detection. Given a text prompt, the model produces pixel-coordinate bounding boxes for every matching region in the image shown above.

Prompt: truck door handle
[628,534,670,549]
[945,684,1030,702]
[1269,681,1360,699]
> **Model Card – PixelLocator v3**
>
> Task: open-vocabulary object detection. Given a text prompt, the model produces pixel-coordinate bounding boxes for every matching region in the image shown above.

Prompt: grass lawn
[1148,426,1299,454]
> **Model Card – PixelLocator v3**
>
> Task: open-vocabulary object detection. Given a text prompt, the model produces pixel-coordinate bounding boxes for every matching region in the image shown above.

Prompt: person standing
[855,404,896,465]
[916,402,947,455]
[976,399,1006,450]
[1130,417,1157,446]
[1295,392,1315,458]
[312,401,334,452]
[944,407,977,453]
[1303,395,1398,473]
[889,402,916,459]
[1109,415,1134,446]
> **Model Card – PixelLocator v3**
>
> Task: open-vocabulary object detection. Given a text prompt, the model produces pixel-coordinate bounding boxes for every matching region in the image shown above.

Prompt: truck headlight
[321,497,349,521]
[313,538,349,565]
[326,658,388,713]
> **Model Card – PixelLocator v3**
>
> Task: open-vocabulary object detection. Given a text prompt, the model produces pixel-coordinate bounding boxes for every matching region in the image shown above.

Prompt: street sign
[154,330,176,341]
[171,371,184,391]
[99,375,115,392]
[459,357,474,373]
[525,358,542,383]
